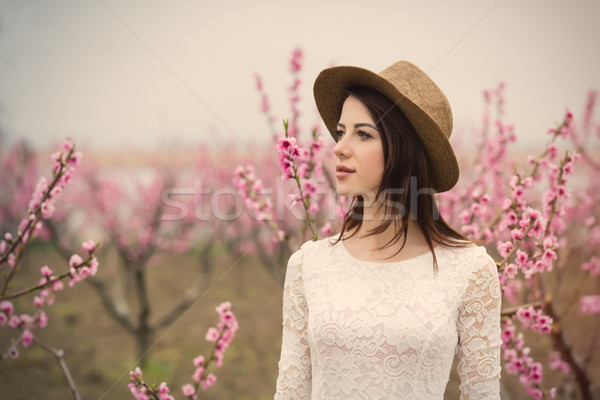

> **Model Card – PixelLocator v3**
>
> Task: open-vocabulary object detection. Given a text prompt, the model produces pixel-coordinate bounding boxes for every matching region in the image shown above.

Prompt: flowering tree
[40,146,243,367]
[0,140,100,399]
[241,50,600,399]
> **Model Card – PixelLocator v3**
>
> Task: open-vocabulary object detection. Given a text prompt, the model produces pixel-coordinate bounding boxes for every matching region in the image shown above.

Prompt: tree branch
[85,275,136,333]
[33,337,82,400]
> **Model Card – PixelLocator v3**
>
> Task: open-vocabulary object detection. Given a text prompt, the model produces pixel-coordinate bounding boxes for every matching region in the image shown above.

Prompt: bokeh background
[1,1,600,399]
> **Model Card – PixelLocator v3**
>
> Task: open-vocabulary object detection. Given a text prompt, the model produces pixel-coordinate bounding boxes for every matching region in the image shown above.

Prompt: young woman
[274,61,501,399]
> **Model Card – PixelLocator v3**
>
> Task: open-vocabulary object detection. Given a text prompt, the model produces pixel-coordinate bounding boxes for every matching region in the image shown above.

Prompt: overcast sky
[0,0,599,153]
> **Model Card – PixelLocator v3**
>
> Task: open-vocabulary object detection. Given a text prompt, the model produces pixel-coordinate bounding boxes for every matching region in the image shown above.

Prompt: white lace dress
[274,235,501,400]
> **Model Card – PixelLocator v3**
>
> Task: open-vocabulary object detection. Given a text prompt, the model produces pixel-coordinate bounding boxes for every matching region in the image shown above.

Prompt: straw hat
[313,60,459,193]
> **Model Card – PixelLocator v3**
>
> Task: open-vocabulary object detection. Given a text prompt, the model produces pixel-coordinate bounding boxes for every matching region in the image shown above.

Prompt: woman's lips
[335,170,355,178]
[335,164,355,179]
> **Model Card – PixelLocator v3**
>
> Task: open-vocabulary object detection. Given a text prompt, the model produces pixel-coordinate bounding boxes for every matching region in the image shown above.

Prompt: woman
[274,61,501,399]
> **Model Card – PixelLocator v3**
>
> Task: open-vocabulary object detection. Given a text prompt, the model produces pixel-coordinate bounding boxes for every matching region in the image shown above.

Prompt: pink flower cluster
[0,300,41,359]
[181,301,238,398]
[1,140,81,268]
[233,165,273,222]
[501,320,556,399]
[30,140,81,218]
[515,305,553,334]
[1,240,99,360]
[276,136,303,181]
[128,367,173,400]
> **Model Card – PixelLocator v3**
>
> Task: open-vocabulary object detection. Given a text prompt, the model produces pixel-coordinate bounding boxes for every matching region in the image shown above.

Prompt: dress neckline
[338,238,435,266]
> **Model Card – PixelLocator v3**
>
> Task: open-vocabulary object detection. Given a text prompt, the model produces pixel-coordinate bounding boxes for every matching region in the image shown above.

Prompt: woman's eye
[357,130,372,139]
[335,129,345,138]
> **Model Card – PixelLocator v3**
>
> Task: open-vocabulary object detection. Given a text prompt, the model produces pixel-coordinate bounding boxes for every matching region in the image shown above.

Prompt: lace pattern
[274,236,501,400]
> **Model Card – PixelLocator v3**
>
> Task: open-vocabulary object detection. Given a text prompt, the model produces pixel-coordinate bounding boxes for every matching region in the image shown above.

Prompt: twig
[33,337,82,400]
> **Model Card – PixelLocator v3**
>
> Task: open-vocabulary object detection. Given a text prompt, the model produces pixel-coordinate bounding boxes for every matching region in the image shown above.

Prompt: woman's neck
[343,199,431,261]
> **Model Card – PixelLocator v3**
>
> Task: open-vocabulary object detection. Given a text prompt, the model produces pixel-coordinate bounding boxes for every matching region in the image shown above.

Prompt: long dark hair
[329,85,470,272]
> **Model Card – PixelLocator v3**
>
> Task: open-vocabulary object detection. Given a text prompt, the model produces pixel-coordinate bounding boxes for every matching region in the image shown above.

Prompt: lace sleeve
[274,248,312,399]
[456,252,502,400]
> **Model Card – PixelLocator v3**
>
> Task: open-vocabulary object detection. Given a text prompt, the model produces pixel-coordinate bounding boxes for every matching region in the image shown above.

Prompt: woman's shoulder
[297,234,341,251]
[439,242,497,276]
[288,234,343,266]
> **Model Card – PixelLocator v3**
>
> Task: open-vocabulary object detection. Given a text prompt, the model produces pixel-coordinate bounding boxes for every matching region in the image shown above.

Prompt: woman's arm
[274,248,312,399]
[457,252,502,400]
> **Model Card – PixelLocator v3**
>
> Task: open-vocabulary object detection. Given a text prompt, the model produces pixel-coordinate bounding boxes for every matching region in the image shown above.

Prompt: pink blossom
[501,322,515,343]
[192,366,205,382]
[527,387,543,400]
[181,383,195,396]
[49,186,62,199]
[69,254,83,269]
[69,151,82,165]
[510,229,524,241]
[129,367,143,381]
[39,311,48,328]
[82,239,96,252]
[200,373,217,390]
[216,301,232,314]
[503,264,518,280]
[21,330,34,347]
[193,355,205,367]
[0,301,14,315]
[8,347,19,359]
[51,151,62,163]
[33,296,44,308]
[565,110,573,124]
[498,241,513,258]
[516,306,535,324]
[513,186,525,199]
[205,327,220,342]
[515,250,528,266]
[547,143,558,159]
[4,232,12,242]
[40,265,53,277]
[542,249,557,263]
[40,201,55,219]
[62,139,74,152]
[52,279,64,291]
[8,315,20,328]
[89,258,99,275]
[0,313,6,326]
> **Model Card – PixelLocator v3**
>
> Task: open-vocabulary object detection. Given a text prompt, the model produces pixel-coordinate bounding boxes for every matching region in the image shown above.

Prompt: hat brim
[313,65,459,193]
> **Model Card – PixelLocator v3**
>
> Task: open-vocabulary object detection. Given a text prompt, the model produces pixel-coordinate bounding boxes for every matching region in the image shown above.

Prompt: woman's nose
[333,136,350,159]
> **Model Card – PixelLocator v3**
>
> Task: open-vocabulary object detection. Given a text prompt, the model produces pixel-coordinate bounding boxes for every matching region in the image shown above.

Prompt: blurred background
[1,1,600,399]
[1,0,599,151]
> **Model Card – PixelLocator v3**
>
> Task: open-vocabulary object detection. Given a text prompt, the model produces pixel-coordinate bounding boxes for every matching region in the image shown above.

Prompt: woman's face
[333,95,385,205]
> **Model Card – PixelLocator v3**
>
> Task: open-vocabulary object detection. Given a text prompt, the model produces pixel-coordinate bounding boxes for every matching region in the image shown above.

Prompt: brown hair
[329,86,471,272]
